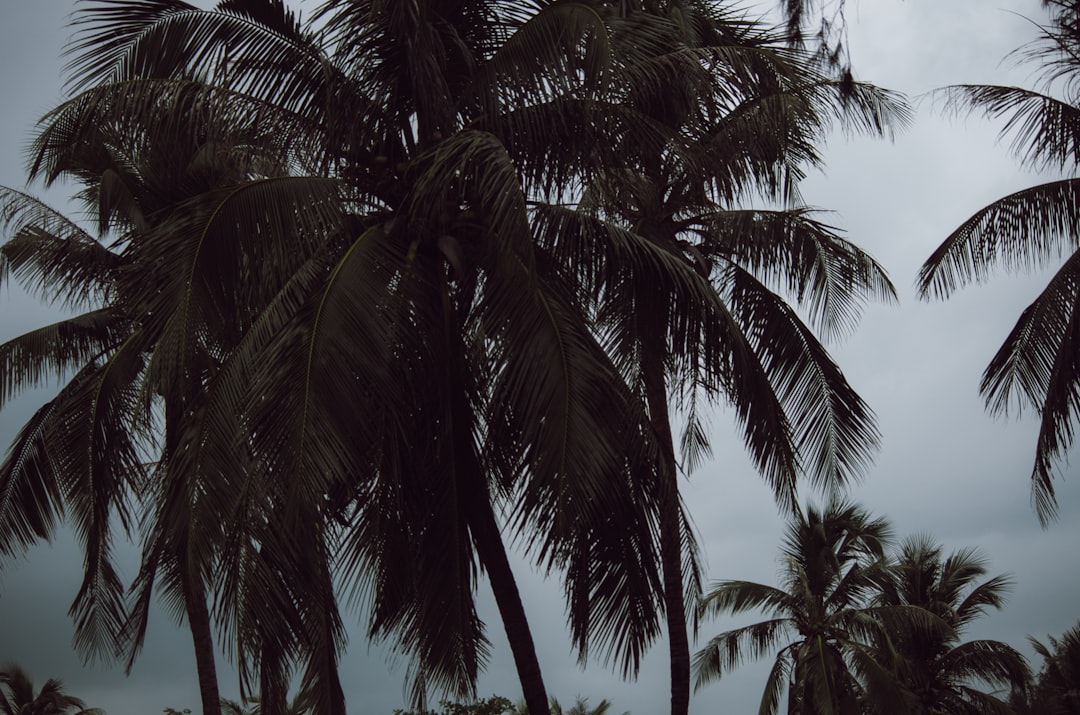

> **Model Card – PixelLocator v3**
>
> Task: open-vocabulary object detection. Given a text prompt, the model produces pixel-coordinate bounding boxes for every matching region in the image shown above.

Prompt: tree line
[0,1,1077,714]
[6,500,1080,713]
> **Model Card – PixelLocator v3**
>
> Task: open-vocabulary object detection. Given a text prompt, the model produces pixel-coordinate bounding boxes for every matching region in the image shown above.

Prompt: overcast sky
[1,1,1078,714]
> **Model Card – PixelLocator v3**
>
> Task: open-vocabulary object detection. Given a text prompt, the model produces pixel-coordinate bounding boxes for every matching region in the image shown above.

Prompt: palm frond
[691,619,793,689]
[30,78,329,185]
[0,401,65,558]
[1,187,121,307]
[699,580,795,617]
[976,248,1080,522]
[722,263,880,492]
[696,208,896,341]
[938,639,1031,692]
[48,341,153,664]
[755,647,792,715]
[479,0,612,100]
[918,179,1080,299]
[0,310,127,410]
[934,84,1080,172]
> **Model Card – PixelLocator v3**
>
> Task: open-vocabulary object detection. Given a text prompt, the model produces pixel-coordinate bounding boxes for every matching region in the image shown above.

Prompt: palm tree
[918,0,1080,524]
[692,500,899,715]
[0,66,345,714]
[549,697,625,715]
[220,691,314,715]
[867,536,1030,714]
[1018,621,1080,714]
[44,2,675,713]
[0,663,103,715]
[546,6,907,714]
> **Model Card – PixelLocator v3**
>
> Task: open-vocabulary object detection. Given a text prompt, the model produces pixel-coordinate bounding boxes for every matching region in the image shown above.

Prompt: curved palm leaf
[920,4,1080,522]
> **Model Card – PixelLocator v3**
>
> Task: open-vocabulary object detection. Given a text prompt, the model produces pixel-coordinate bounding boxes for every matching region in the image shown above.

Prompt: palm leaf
[0,310,127,410]
[978,248,1080,522]
[722,263,880,492]
[1,187,120,307]
[0,401,65,557]
[917,179,1080,299]
[695,208,896,342]
[934,84,1080,171]
[691,618,794,688]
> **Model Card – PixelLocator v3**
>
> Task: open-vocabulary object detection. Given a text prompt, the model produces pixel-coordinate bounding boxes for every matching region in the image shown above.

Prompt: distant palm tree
[692,500,900,715]
[511,696,626,715]
[918,0,1080,523]
[867,536,1029,714]
[0,664,103,715]
[220,692,313,715]
[1019,621,1080,714]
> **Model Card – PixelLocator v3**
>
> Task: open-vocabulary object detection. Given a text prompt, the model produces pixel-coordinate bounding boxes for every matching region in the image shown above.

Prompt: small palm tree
[868,536,1030,714]
[919,0,1080,523]
[692,500,898,715]
[0,664,103,715]
[1020,621,1080,714]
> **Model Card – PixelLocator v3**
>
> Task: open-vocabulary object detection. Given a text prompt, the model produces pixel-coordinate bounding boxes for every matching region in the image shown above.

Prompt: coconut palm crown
[692,500,900,715]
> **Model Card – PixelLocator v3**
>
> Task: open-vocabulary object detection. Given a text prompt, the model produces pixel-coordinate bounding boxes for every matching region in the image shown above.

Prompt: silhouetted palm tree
[0,664,103,715]
[541,7,906,713]
[45,2,675,713]
[918,0,1080,523]
[1019,621,1080,714]
[867,536,1029,714]
[3,4,904,715]
[0,62,343,714]
[692,500,900,715]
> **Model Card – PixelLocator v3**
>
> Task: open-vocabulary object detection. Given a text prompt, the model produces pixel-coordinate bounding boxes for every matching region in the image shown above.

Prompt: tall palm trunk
[637,279,689,715]
[167,399,222,715]
[642,339,690,715]
[185,580,223,715]
[465,482,552,715]
[440,272,551,715]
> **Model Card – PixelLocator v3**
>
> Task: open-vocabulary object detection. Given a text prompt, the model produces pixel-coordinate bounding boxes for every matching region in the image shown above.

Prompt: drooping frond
[479,0,613,100]
[39,340,153,664]
[721,264,881,494]
[0,402,65,558]
[691,619,794,689]
[0,310,127,410]
[938,639,1032,692]
[699,580,795,618]
[30,78,329,185]
[0,187,120,307]
[696,208,896,341]
[917,179,1080,299]
[934,84,1080,172]
[978,249,1080,522]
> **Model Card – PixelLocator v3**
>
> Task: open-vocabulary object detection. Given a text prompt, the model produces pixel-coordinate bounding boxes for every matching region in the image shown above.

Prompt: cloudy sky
[1,1,1078,714]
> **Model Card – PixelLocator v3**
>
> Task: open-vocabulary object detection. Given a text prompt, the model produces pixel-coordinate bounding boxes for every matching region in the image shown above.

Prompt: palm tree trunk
[167,399,222,715]
[642,343,690,715]
[438,268,551,715]
[186,581,223,715]
[464,480,551,715]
